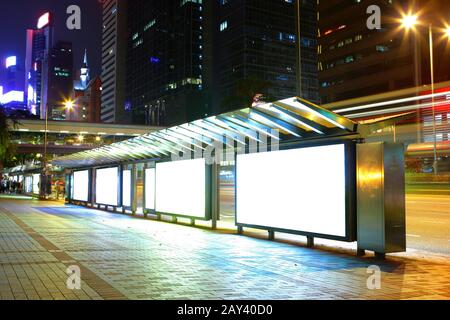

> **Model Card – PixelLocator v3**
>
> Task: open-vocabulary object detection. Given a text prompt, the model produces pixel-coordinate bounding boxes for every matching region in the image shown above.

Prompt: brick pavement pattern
[0,196,449,300]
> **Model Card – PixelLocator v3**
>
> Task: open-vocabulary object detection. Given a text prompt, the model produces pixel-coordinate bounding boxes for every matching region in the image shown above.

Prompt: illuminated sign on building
[5,56,17,68]
[37,12,50,29]
[0,90,24,104]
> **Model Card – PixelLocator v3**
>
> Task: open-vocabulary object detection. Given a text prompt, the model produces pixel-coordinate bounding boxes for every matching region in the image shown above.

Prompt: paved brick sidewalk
[0,196,449,300]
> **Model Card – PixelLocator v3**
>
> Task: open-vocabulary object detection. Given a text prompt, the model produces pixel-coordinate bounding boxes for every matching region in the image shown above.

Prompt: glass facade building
[126,0,206,126]
[105,0,318,126]
[208,0,319,114]
[317,0,450,104]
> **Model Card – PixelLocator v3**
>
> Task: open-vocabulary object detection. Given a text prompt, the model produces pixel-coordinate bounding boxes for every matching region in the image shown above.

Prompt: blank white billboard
[122,170,132,207]
[155,159,206,218]
[145,168,156,210]
[236,144,347,238]
[96,167,119,206]
[73,170,89,202]
[32,174,40,195]
[25,176,33,193]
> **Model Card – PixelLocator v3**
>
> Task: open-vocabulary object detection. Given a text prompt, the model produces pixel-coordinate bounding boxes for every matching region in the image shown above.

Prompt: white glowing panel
[37,12,50,29]
[96,167,118,206]
[145,168,156,210]
[236,144,347,237]
[5,56,16,68]
[25,176,32,193]
[32,174,40,194]
[122,170,132,207]
[73,170,89,202]
[156,159,206,218]
[1,91,24,104]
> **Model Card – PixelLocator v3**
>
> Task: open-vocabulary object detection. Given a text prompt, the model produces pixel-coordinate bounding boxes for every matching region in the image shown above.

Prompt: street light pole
[428,23,438,175]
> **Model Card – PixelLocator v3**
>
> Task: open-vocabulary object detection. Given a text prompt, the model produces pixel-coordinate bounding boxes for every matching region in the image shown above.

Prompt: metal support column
[131,164,138,215]
[307,236,314,248]
[211,164,220,230]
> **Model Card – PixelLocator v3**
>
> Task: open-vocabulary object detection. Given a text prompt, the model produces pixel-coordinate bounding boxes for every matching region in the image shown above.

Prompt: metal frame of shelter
[48,97,408,256]
[52,97,359,168]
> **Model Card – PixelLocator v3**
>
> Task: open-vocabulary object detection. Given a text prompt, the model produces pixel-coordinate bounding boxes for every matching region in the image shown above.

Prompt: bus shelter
[52,97,407,258]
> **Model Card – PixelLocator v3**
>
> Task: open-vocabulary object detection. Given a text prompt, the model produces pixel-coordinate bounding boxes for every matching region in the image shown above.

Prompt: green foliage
[0,105,19,168]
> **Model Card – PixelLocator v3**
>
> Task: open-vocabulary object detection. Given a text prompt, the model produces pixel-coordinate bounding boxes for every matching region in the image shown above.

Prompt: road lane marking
[406,234,421,238]
[422,221,446,224]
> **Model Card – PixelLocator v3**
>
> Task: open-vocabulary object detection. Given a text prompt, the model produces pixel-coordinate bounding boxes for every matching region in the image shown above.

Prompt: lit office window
[220,21,228,32]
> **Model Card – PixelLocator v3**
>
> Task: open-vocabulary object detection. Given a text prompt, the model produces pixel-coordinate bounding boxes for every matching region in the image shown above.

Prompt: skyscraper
[74,49,90,91]
[126,0,205,126]
[317,0,450,104]
[25,12,53,117]
[0,55,26,115]
[102,0,319,126]
[101,0,129,124]
[207,0,319,114]
[46,41,74,120]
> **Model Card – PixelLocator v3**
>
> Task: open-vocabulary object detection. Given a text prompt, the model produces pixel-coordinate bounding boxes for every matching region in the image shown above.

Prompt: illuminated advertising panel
[25,176,33,194]
[5,56,16,68]
[95,167,119,206]
[155,159,208,219]
[122,170,132,207]
[0,91,24,104]
[37,12,50,29]
[72,170,89,202]
[145,168,156,210]
[236,144,348,238]
[32,174,40,195]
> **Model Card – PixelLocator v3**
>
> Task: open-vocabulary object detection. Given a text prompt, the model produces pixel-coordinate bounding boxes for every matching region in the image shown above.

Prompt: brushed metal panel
[383,143,406,253]
[357,142,406,254]
[357,143,385,252]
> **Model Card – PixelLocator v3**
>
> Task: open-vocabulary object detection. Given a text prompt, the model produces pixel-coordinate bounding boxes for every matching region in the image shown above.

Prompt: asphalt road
[220,185,450,256]
[406,194,450,255]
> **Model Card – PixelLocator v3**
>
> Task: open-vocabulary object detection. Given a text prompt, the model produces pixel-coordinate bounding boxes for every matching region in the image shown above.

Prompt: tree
[0,105,18,170]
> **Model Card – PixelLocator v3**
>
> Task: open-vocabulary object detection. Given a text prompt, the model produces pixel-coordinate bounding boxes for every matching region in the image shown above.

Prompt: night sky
[0,0,103,83]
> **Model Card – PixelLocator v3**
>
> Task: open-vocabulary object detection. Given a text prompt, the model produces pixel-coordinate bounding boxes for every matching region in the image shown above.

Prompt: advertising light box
[145,168,156,210]
[25,176,33,194]
[32,174,40,195]
[236,144,349,238]
[122,170,132,207]
[155,158,208,219]
[95,167,119,206]
[72,170,89,202]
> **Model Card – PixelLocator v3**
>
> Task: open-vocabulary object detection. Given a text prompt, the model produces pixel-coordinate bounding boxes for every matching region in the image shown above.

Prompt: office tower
[25,12,54,117]
[105,0,318,126]
[101,0,129,123]
[0,56,26,115]
[74,49,90,91]
[45,41,74,120]
[207,0,319,114]
[317,0,450,104]
[126,0,205,126]
[73,76,102,123]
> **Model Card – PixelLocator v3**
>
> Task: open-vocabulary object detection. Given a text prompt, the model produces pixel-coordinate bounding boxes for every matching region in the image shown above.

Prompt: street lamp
[400,14,450,175]
[401,14,418,30]
[64,99,75,111]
